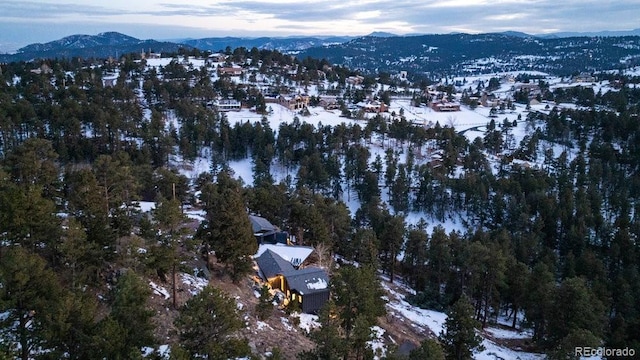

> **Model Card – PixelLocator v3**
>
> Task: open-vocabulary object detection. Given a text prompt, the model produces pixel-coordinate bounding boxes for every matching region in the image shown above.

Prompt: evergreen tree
[174,286,250,359]
[58,217,99,289]
[546,277,604,356]
[49,291,100,360]
[524,263,555,343]
[0,247,64,360]
[96,271,156,359]
[403,226,429,291]
[298,300,347,360]
[409,338,446,360]
[426,226,452,302]
[502,258,529,329]
[378,213,405,283]
[347,228,379,267]
[153,195,185,309]
[201,171,258,282]
[331,265,386,339]
[256,285,273,321]
[439,295,484,360]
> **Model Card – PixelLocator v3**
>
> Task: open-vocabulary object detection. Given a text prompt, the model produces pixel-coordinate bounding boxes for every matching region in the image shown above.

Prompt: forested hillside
[300,33,640,77]
[0,47,639,359]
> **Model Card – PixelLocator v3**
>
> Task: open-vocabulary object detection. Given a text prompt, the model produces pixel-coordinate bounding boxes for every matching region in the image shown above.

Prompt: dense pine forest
[0,47,639,359]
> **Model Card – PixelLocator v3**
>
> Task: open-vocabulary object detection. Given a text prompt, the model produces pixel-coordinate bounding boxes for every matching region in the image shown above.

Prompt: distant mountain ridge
[180,35,354,52]
[538,28,640,38]
[3,30,640,77]
[1,32,189,62]
[18,32,140,53]
[298,32,640,76]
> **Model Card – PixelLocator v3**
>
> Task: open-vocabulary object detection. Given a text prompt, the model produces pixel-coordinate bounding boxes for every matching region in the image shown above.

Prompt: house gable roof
[255,249,330,296]
[256,249,294,280]
[249,214,278,234]
[255,244,314,266]
[284,267,330,296]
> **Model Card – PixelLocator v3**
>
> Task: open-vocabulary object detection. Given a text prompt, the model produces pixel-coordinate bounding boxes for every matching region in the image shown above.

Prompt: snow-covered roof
[255,243,314,265]
[284,267,330,295]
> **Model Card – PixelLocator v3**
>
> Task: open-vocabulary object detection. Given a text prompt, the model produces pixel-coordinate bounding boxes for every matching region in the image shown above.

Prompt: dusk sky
[1,0,639,52]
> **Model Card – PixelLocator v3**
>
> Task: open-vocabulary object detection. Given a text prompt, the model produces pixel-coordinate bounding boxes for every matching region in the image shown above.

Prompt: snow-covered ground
[381,277,546,360]
[149,281,170,300]
[292,312,320,333]
[180,272,209,295]
[485,326,532,340]
[476,338,545,360]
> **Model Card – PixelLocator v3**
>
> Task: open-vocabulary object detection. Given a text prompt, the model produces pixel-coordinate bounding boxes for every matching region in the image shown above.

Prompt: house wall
[267,276,284,292]
[300,290,330,314]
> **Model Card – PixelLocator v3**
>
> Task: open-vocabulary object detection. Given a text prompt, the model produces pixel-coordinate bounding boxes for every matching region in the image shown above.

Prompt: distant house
[573,72,595,83]
[218,66,243,76]
[516,83,540,93]
[481,93,502,108]
[209,53,227,62]
[431,100,461,112]
[30,64,52,75]
[277,94,309,111]
[249,215,289,245]
[357,100,388,113]
[319,96,340,110]
[346,75,365,85]
[255,249,330,314]
[102,75,118,88]
[216,99,242,112]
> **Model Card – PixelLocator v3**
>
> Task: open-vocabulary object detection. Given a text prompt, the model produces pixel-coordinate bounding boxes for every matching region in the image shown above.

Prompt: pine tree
[298,300,346,360]
[331,265,386,339]
[546,277,604,356]
[174,285,249,359]
[439,295,484,360]
[201,171,257,282]
[58,217,99,289]
[524,263,555,343]
[96,271,156,359]
[403,226,429,291]
[153,195,185,309]
[503,257,529,329]
[256,285,273,321]
[0,248,64,360]
[409,338,446,360]
[378,213,404,283]
[426,226,452,302]
[49,291,100,360]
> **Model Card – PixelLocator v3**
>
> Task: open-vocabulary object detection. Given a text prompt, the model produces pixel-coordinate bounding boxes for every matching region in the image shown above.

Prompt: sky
[1,0,639,52]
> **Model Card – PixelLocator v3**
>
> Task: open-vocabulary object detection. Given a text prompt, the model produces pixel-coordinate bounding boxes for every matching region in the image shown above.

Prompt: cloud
[0,1,125,20]
[1,0,639,48]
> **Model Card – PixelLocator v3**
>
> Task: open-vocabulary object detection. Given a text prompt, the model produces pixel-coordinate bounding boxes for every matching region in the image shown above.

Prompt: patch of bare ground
[378,279,434,353]
[208,260,316,359]
[481,324,541,353]
[146,254,315,358]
